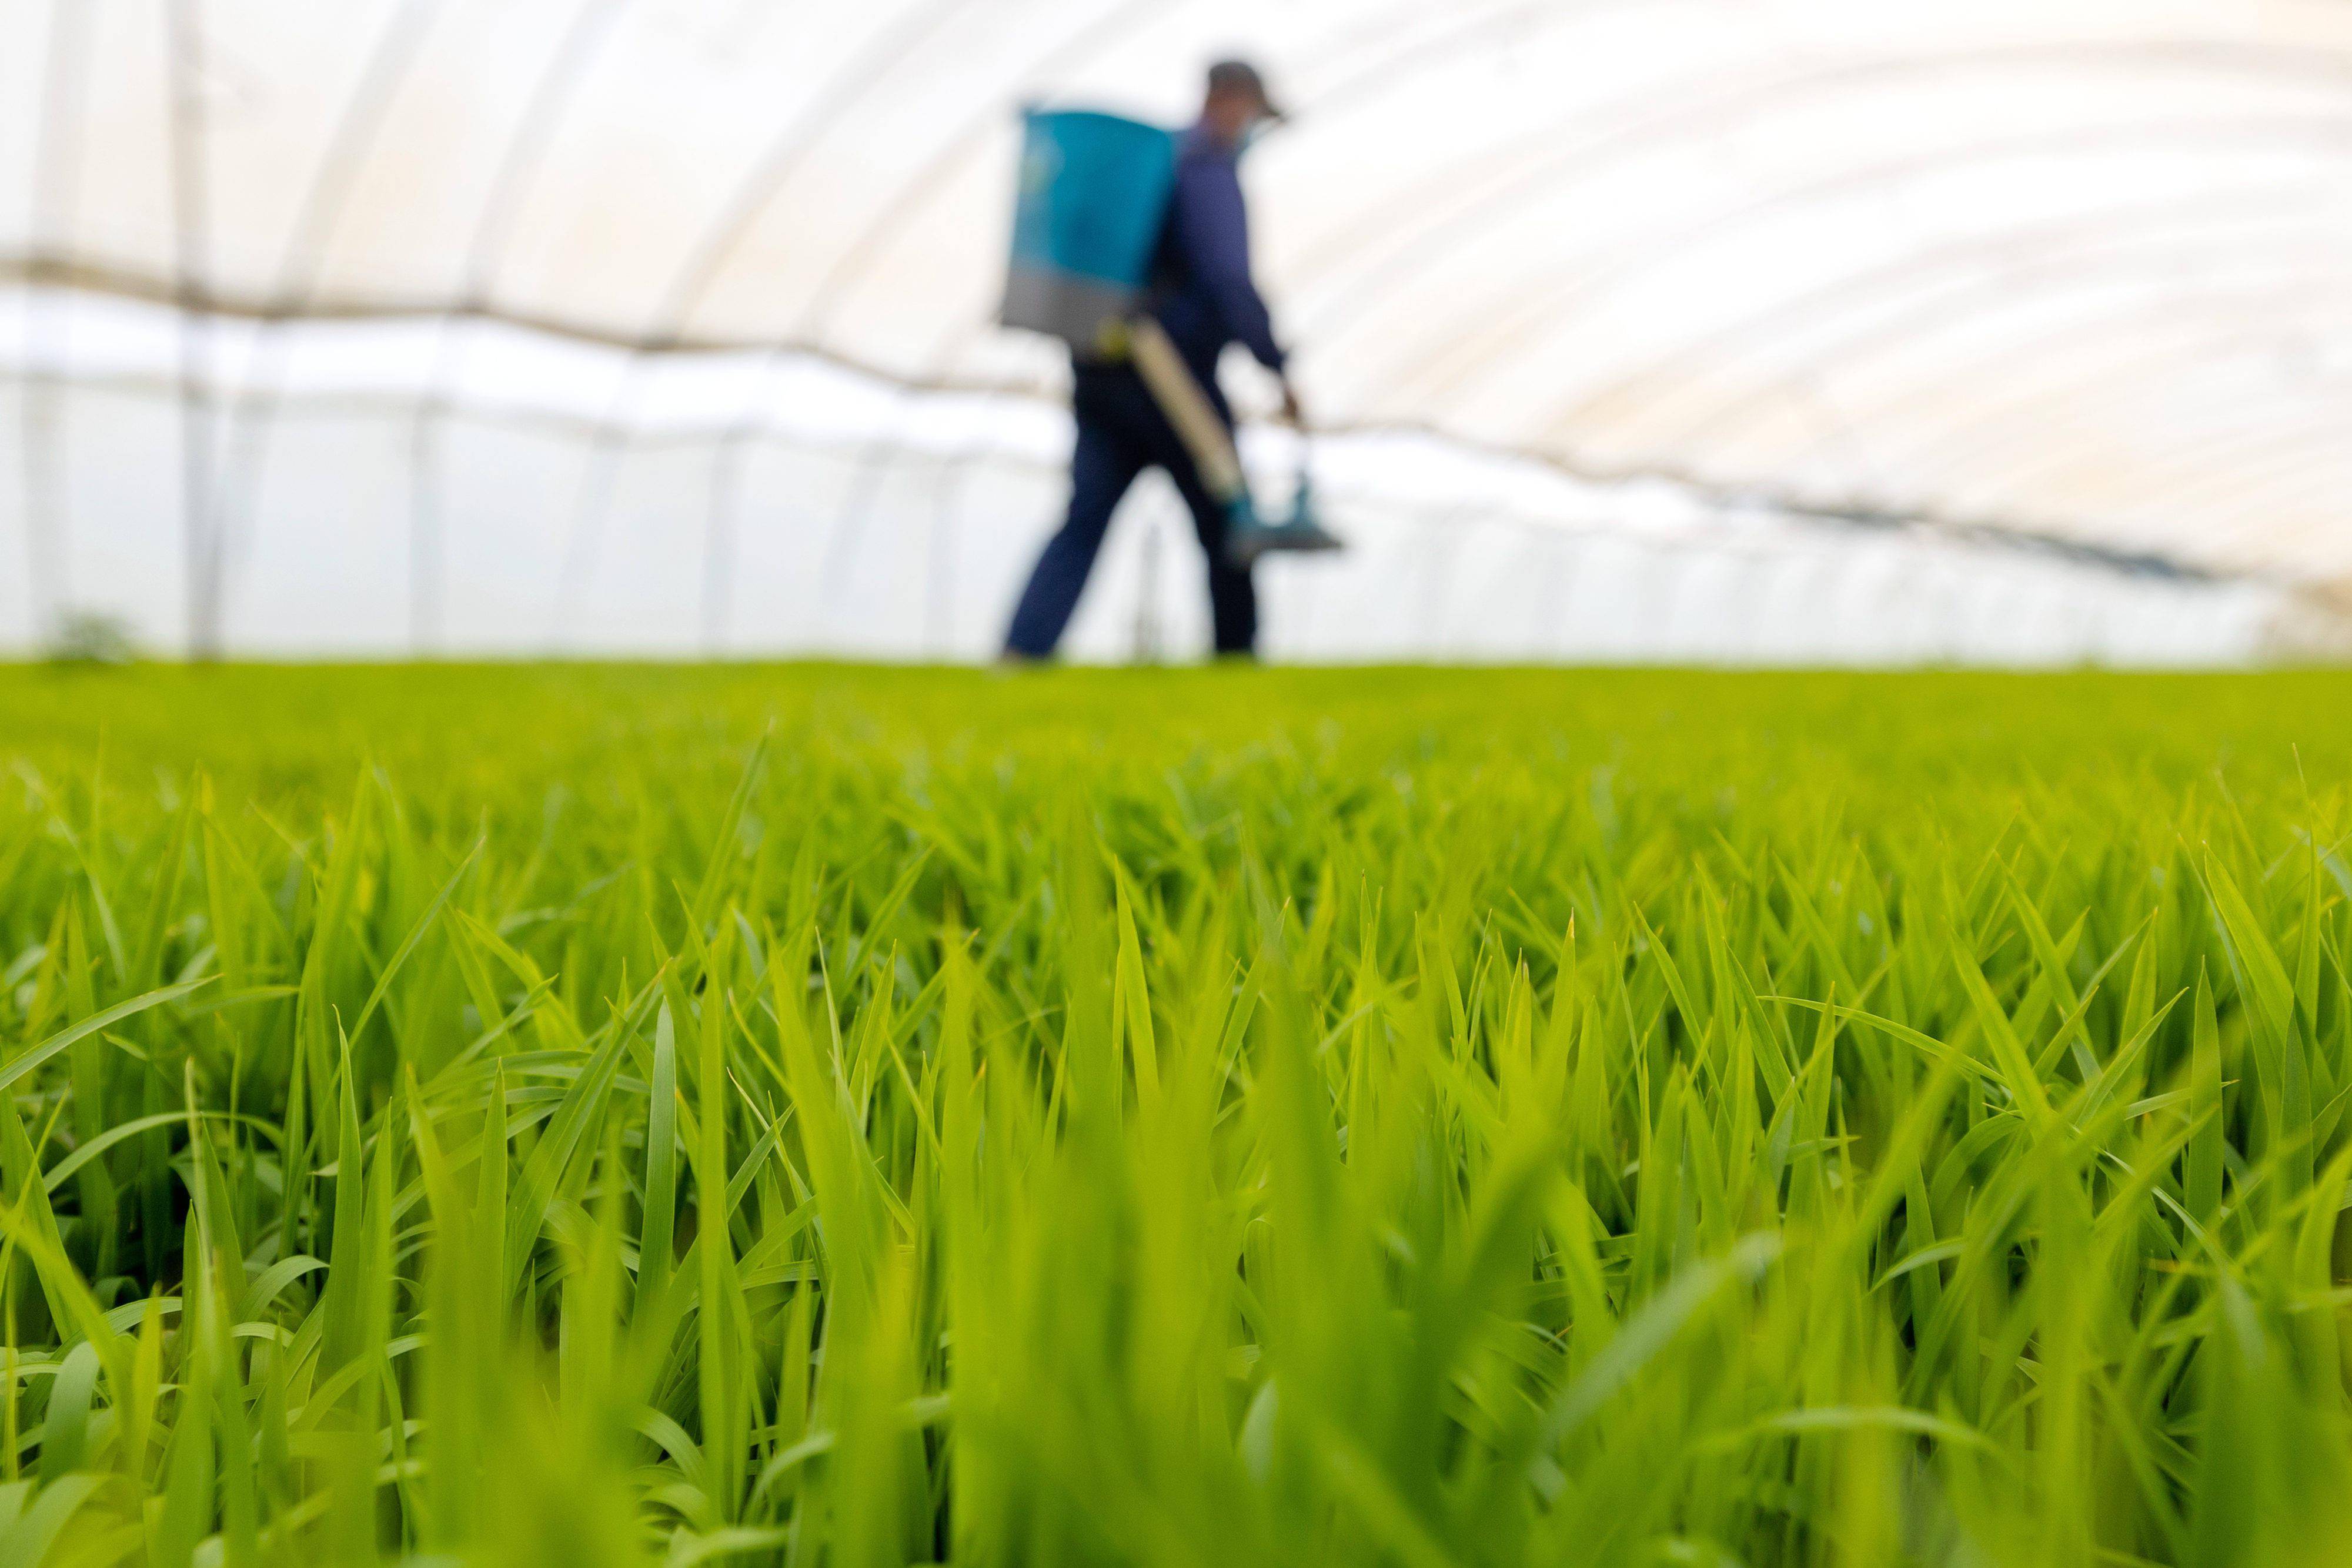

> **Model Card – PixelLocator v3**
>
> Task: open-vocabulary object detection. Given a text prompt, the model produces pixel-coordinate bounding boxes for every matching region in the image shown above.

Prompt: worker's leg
[1127,378,1258,657]
[1166,457,1258,656]
[1004,393,1145,658]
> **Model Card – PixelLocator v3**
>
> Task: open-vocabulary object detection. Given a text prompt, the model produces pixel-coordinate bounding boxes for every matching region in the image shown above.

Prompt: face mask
[1237,116,1273,156]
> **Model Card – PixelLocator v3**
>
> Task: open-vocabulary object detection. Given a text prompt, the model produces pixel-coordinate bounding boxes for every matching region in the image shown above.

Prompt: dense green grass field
[4,665,2352,1567]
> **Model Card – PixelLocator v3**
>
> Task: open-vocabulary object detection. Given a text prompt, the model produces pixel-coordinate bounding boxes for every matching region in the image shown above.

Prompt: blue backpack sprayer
[998,108,1336,564]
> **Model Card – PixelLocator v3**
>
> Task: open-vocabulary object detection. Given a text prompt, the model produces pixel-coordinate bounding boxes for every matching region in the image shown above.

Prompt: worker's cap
[1207,58,1287,121]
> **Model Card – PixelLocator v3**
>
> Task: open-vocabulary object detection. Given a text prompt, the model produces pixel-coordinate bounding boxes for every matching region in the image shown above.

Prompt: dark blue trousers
[1004,364,1257,658]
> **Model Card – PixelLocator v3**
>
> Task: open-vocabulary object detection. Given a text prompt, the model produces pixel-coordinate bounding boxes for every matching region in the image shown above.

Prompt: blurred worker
[1004,59,1325,661]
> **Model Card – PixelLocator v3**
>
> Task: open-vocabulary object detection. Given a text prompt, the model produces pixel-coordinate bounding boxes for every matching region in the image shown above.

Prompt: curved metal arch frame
[1352,112,2352,418]
[780,0,1747,349]
[680,0,1203,648]
[549,0,1162,647]
[680,0,1583,651]
[1284,0,1713,126]
[1916,389,2352,544]
[687,0,1521,647]
[1619,218,2352,458]
[46,6,2352,648]
[756,0,1643,647]
[439,0,1007,646]
[208,0,449,641]
[403,0,640,651]
[1947,450,2352,607]
[1955,393,2352,540]
[1280,38,2352,348]
[1617,350,2349,591]
[631,0,993,350]
[172,0,640,650]
[1590,223,2343,493]
[724,31,2249,416]
[763,3,2059,640]
[1857,287,2352,495]
[1833,358,2352,564]
[1423,232,2352,571]
[1769,276,2352,496]
[1966,405,2352,557]
[1532,182,2330,435]
[776,49,2352,630]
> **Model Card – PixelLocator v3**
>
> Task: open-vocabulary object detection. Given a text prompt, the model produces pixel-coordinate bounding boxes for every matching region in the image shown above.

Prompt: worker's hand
[1279,378,1307,427]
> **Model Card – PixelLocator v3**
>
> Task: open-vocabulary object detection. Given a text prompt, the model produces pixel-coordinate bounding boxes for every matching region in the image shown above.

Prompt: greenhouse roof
[7,0,2352,601]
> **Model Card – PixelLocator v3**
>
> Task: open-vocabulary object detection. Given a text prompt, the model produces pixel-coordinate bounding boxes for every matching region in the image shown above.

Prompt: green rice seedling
[2,665,2350,1566]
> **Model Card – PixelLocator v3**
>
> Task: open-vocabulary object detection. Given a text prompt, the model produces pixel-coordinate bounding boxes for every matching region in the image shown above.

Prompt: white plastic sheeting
[4,0,2350,660]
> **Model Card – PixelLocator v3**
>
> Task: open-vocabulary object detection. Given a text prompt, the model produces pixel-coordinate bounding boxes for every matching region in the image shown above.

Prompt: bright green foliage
[3,664,2352,1566]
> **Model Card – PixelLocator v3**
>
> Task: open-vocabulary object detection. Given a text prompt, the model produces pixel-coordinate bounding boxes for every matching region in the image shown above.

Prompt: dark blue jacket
[1147,122,1287,389]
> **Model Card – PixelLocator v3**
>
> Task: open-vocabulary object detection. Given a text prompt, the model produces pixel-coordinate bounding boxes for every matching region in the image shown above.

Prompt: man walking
[1004,61,1317,661]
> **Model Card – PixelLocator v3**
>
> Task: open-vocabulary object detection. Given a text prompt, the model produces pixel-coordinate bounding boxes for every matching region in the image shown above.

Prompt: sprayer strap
[1124,316,1247,506]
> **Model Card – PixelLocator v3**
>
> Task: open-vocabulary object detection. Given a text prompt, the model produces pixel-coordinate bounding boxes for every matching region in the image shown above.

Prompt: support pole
[163,0,220,660]
[21,0,93,651]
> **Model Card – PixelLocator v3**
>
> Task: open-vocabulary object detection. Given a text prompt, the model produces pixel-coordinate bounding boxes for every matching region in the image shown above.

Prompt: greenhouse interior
[4,0,2351,665]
